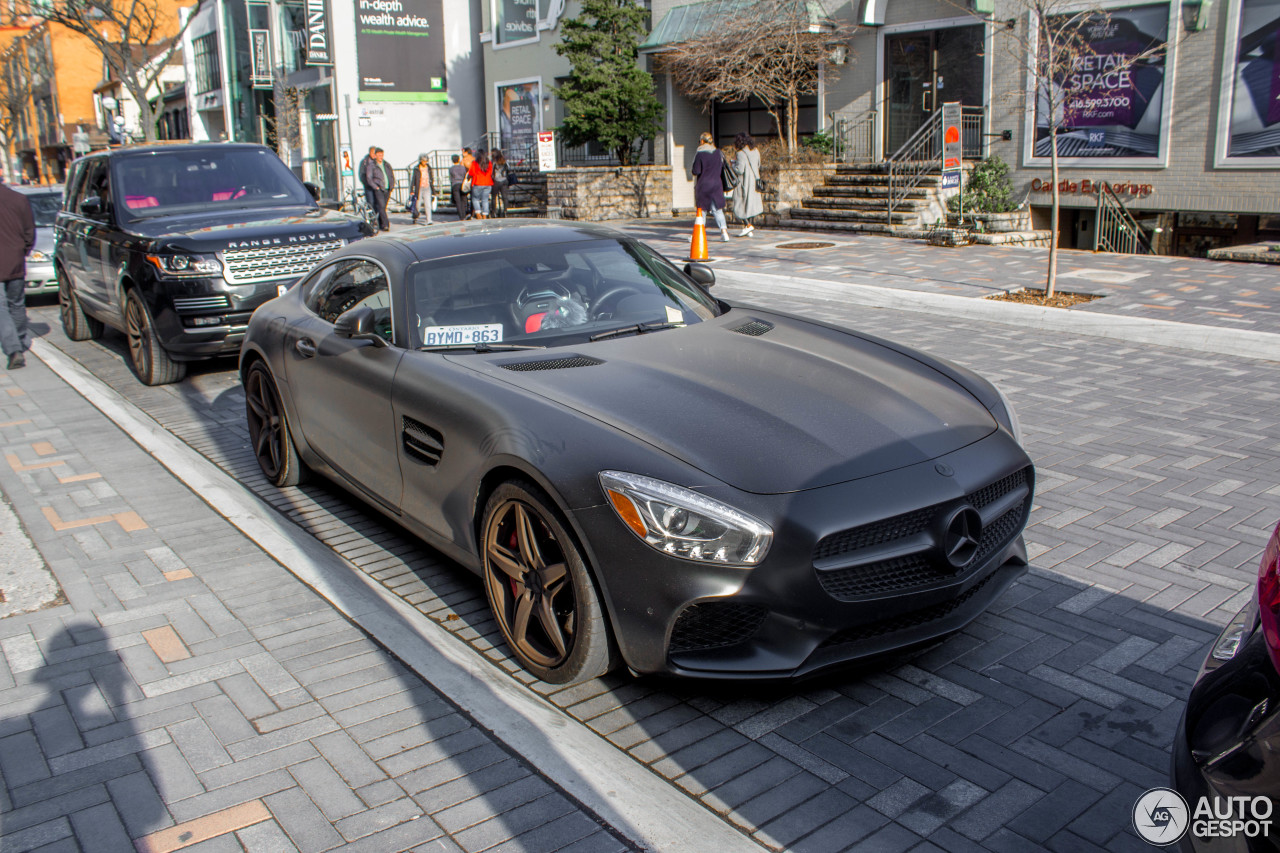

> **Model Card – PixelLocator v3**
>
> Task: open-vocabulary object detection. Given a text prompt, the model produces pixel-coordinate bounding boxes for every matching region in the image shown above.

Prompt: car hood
[124,206,366,252]
[458,314,998,494]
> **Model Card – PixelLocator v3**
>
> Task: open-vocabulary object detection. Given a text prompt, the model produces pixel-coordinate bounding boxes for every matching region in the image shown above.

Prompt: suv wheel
[124,290,187,385]
[58,267,103,342]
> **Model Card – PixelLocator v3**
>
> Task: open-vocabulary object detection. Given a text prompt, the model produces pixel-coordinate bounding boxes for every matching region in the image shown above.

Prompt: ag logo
[1133,788,1189,845]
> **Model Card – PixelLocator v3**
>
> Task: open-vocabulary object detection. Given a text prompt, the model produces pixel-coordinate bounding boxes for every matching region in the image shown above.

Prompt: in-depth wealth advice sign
[356,0,446,102]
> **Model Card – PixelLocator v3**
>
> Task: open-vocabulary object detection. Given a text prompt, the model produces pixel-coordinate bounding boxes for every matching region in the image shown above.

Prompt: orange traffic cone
[685,208,709,262]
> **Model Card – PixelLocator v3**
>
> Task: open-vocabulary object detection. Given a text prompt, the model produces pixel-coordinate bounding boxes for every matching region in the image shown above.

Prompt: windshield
[406,238,721,350]
[111,148,314,220]
[25,192,60,227]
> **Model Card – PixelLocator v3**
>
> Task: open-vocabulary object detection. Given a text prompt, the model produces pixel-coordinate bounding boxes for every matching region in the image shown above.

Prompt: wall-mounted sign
[250,29,272,89]
[356,0,446,101]
[306,0,333,66]
[497,0,538,44]
[497,80,540,156]
[1029,177,1154,197]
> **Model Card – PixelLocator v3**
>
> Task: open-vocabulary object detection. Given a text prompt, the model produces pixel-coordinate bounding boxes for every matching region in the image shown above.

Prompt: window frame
[303,256,398,345]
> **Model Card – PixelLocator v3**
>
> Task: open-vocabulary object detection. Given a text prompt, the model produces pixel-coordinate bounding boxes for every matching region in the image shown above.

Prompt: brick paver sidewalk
[0,355,629,851]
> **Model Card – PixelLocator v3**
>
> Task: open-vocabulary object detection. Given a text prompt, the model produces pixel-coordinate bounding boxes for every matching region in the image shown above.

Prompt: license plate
[422,323,504,346]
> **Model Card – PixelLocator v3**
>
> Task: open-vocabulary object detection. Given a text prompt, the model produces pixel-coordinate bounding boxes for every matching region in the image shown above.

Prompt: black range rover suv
[56,143,372,384]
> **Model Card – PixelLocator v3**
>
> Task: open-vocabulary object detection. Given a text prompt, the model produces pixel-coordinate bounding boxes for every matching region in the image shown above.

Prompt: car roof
[78,142,274,161]
[352,219,631,264]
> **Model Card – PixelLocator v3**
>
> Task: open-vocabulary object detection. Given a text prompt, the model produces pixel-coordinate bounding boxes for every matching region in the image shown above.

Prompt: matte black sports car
[1172,518,1280,852]
[239,220,1034,684]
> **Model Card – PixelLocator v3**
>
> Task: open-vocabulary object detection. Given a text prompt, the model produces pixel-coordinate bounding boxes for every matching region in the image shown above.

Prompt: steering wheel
[591,286,642,319]
[517,282,571,308]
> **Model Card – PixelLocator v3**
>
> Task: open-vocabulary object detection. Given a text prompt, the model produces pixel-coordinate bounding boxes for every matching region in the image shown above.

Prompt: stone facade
[545,166,673,220]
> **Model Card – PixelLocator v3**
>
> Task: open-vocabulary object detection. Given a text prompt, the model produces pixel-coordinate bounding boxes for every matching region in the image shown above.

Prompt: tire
[124,289,186,385]
[481,481,616,684]
[244,361,307,487]
[58,266,103,342]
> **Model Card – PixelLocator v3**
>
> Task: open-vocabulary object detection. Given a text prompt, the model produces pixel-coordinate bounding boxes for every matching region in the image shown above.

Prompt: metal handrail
[887,110,943,218]
[1094,182,1153,254]
[832,110,877,163]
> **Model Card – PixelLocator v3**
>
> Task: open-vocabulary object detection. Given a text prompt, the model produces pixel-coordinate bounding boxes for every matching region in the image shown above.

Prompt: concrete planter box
[970,211,1031,233]
[544,165,672,220]
[761,162,837,214]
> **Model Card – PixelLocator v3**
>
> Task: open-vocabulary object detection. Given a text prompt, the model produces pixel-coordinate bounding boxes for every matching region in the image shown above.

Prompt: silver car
[15,185,61,298]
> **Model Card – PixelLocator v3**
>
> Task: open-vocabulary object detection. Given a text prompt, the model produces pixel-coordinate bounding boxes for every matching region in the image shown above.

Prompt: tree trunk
[1046,125,1060,300]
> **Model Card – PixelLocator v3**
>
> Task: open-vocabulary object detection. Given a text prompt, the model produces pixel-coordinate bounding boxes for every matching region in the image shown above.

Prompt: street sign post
[941,101,963,218]
[537,131,556,172]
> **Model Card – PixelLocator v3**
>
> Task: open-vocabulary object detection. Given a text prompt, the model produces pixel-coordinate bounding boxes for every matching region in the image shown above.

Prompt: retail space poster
[1034,3,1168,159]
[356,0,446,101]
[497,80,541,155]
[1225,0,1280,157]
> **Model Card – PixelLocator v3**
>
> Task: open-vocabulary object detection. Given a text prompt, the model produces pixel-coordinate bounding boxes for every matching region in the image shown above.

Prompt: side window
[306,259,394,341]
[67,160,97,214]
[64,162,86,212]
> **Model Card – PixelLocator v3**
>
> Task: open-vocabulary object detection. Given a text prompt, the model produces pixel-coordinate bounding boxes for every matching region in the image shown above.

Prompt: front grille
[500,356,604,372]
[219,240,344,284]
[173,295,230,312]
[815,466,1031,601]
[668,602,767,654]
[729,319,774,337]
[820,570,999,647]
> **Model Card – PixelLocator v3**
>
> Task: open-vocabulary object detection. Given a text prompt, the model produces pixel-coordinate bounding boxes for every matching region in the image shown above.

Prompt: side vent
[729,319,774,337]
[500,355,604,372]
[402,417,444,466]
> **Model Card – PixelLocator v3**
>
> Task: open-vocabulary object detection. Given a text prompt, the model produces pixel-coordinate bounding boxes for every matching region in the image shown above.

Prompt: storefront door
[884,25,984,156]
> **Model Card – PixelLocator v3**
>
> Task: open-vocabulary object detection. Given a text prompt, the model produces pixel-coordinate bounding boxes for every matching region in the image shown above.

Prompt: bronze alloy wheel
[124,291,185,385]
[58,267,102,342]
[244,362,305,486]
[481,482,614,684]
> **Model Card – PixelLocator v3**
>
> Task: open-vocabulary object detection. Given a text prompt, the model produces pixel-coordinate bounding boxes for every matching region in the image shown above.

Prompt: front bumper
[24,261,56,296]
[1171,598,1280,852]
[576,430,1033,677]
[148,275,293,360]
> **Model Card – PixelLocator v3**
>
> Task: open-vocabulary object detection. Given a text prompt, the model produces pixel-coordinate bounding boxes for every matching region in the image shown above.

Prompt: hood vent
[729,319,774,337]
[501,355,604,372]
[402,417,444,466]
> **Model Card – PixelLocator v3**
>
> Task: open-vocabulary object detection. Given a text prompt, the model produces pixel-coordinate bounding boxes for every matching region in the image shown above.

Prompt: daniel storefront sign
[306,0,333,65]
[356,0,447,101]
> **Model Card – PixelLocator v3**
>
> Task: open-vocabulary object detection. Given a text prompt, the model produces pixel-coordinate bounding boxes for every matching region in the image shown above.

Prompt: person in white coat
[732,133,764,237]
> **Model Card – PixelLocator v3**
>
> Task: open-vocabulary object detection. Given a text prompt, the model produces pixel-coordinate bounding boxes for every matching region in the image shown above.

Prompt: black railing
[832,110,877,163]
[886,106,986,219]
[1094,182,1153,255]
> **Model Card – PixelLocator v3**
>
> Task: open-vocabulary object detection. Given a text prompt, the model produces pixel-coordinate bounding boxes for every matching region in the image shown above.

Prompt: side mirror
[303,181,321,201]
[333,305,389,347]
[80,195,103,217]
[684,262,715,289]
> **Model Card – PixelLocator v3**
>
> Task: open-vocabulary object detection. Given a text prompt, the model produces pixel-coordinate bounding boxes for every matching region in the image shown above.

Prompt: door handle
[295,337,317,358]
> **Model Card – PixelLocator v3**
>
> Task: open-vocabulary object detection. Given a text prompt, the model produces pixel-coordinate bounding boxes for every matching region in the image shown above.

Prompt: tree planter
[544,166,672,220]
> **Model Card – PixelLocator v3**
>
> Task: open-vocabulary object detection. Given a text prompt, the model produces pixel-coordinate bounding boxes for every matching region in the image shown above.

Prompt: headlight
[599,471,772,566]
[27,250,48,263]
[994,383,1024,446]
[145,253,223,278]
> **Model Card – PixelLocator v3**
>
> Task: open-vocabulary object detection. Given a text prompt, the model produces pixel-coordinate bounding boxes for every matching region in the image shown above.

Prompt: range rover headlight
[993,383,1024,446]
[145,253,223,278]
[599,471,772,566]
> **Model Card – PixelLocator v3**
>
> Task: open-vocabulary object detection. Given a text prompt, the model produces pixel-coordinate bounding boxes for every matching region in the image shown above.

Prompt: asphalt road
[18,231,1280,851]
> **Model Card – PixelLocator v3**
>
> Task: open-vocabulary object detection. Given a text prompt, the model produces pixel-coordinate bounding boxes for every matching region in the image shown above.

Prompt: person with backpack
[468,150,495,220]
[491,150,510,218]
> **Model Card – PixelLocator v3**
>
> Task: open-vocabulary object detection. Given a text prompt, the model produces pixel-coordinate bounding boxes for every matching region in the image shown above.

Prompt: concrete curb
[29,338,769,853]
[717,268,1280,363]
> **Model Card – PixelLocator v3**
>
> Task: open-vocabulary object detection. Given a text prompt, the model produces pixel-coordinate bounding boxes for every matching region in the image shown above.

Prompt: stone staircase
[775,163,949,235]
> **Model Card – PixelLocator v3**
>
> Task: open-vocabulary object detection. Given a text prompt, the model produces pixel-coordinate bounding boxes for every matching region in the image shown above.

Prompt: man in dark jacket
[0,181,34,369]
[357,145,376,213]
[365,148,393,231]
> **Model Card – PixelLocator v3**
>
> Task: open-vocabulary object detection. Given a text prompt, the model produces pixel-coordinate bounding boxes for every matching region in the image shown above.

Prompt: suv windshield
[111,148,314,220]
[407,238,721,350]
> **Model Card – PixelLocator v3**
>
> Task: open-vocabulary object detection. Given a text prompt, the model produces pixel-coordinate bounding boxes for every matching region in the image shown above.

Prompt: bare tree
[658,0,853,153]
[993,2,1168,297]
[0,51,35,179]
[37,0,193,142]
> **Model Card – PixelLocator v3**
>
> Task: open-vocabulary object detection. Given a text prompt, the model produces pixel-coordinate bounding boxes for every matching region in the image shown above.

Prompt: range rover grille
[219,240,345,285]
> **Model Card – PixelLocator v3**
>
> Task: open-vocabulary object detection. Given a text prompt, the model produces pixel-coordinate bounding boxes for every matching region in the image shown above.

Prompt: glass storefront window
[1033,4,1169,160]
[1222,0,1280,158]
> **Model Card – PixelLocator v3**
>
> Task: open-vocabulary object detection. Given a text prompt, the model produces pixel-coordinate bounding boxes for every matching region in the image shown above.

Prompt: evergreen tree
[554,0,664,166]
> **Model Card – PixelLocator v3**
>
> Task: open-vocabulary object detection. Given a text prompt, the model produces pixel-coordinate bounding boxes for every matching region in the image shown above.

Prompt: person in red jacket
[0,180,34,369]
[468,150,495,219]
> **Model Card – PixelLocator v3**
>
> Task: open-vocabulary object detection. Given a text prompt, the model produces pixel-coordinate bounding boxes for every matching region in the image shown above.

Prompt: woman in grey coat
[732,133,763,237]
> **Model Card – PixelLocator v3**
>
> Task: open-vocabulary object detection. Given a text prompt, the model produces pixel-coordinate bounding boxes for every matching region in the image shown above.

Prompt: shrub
[946,155,1018,213]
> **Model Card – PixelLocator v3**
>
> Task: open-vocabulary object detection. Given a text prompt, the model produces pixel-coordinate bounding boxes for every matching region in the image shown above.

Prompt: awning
[640,0,834,51]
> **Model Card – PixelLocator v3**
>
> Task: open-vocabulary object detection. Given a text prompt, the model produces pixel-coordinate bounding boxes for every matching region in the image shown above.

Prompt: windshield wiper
[589,321,683,342]
[420,342,546,353]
